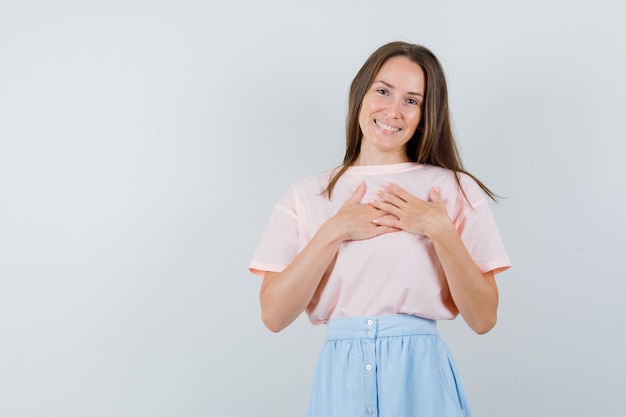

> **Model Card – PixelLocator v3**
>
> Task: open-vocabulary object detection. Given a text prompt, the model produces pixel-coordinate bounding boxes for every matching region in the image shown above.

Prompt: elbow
[260,305,289,333]
[259,277,291,333]
[260,291,298,333]
[470,314,497,335]
[262,314,286,333]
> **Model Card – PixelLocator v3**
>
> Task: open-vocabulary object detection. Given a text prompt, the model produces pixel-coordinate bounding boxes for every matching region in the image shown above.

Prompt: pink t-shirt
[249,162,511,324]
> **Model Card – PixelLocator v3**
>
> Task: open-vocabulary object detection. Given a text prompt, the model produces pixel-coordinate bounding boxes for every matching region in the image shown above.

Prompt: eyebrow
[374,80,424,97]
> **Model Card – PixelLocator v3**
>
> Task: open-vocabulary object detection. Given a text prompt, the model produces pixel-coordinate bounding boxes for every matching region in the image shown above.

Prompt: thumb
[429,186,442,203]
[346,181,366,204]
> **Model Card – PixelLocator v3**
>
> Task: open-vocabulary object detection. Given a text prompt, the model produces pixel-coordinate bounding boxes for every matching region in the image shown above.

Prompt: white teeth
[376,120,400,133]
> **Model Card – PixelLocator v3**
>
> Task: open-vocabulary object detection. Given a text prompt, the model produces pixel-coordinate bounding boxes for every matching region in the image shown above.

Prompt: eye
[406,98,419,105]
[376,88,389,96]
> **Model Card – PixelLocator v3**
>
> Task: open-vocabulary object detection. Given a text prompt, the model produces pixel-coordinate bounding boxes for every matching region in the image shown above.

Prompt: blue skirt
[305,314,473,417]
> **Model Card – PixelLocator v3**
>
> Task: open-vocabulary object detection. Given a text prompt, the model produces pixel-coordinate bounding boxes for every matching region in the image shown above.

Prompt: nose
[385,97,402,118]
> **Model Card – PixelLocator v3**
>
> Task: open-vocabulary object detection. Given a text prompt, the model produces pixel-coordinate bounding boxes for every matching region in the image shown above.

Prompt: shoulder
[457,172,490,205]
[419,165,488,205]
[418,164,456,180]
[417,164,463,188]
[288,167,336,193]
[276,167,337,204]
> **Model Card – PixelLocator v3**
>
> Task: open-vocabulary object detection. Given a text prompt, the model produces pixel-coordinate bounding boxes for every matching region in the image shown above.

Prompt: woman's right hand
[260,182,397,332]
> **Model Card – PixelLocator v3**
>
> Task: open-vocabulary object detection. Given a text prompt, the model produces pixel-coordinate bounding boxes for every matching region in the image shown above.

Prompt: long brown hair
[324,41,497,201]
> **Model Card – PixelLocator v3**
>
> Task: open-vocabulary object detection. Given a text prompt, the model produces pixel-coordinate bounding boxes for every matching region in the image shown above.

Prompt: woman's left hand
[369,182,451,238]
[371,181,499,334]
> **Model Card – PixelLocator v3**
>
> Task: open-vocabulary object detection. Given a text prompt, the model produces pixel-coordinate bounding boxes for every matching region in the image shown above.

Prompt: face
[357,56,425,164]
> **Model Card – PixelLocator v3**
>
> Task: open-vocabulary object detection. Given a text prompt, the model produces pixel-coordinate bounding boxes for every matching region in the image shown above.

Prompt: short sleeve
[249,185,301,278]
[454,175,511,275]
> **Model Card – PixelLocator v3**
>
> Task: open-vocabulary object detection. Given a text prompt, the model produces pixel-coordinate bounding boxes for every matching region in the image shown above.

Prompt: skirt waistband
[325,314,438,341]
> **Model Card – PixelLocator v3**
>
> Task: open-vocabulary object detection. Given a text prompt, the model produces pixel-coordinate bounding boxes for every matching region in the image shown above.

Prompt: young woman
[249,41,511,417]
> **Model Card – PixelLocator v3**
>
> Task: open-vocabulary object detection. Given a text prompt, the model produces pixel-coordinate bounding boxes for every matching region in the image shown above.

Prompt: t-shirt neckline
[345,162,421,175]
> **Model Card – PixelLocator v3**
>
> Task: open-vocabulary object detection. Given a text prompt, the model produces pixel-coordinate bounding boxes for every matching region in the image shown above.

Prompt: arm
[370,183,498,334]
[260,182,398,333]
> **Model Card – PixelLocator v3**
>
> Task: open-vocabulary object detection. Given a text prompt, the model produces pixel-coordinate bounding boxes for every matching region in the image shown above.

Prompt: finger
[371,224,401,236]
[383,183,431,208]
[375,213,400,222]
[384,182,413,201]
[371,216,401,230]
[429,186,441,203]
[376,189,411,208]
[345,181,366,205]
[369,197,402,217]
[374,217,425,236]
[429,186,448,208]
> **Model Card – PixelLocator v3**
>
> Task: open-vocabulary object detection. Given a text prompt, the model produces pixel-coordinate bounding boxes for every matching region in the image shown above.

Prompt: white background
[1,1,625,416]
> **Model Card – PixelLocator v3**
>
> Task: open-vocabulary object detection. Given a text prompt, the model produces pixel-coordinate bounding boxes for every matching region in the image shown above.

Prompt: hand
[369,182,452,238]
[328,182,399,241]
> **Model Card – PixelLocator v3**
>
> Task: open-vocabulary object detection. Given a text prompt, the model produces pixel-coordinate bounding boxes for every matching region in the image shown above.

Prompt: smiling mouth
[375,119,401,133]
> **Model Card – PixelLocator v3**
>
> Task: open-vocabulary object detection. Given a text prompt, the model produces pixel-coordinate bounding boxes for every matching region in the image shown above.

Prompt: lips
[375,119,401,133]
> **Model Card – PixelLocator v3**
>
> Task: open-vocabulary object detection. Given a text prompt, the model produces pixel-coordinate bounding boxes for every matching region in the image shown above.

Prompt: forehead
[374,56,425,93]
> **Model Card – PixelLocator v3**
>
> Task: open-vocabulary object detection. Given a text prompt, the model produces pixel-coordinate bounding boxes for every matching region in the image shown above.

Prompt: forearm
[430,221,499,334]
[260,182,397,332]
[260,221,344,332]
[368,183,500,333]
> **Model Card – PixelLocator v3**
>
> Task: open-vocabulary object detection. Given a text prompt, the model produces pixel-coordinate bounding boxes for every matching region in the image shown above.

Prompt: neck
[354,150,410,166]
